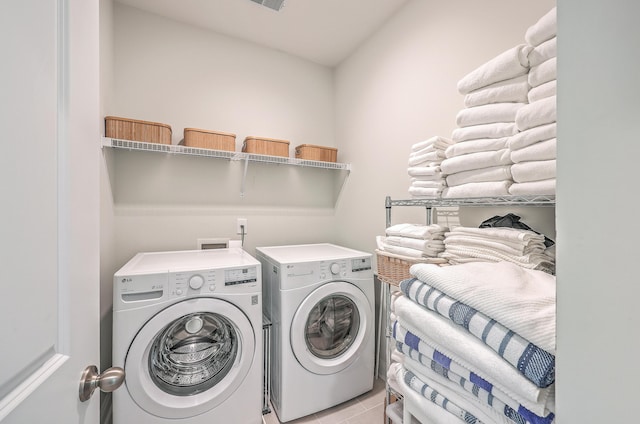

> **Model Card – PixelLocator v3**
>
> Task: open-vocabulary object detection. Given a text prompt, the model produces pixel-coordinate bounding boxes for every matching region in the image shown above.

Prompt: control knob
[330,263,340,275]
[189,275,204,290]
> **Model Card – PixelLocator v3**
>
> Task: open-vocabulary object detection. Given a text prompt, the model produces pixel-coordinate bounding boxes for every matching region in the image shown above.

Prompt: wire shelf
[386,195,555,208]
[102,137,351,171]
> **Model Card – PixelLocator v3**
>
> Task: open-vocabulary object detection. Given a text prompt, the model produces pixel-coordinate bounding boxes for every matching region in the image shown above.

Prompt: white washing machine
[112,248,262,424]
[256,243,375,423]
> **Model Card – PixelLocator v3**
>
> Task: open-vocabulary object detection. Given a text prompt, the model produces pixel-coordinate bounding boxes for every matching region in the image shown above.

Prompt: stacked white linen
[440,226,555,274]
[378,223,449,261]
[444,45,535,198]
[391,261,556,424]
[407,136,454,198]
[511,7,557,196]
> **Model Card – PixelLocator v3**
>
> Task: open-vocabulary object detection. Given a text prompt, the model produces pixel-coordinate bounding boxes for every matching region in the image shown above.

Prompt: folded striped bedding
[394,321,555,423]
[400,277,555,388]
[394,295,552,407]
[402,366,486,424]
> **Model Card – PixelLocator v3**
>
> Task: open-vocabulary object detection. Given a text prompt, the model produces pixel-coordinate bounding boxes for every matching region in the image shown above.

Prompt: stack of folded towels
[440,226,555,274]
[510,7,557,196]
[407,136,454,198]
[390,261,556,424]
[377,223,449,264]
[442,44,533,198]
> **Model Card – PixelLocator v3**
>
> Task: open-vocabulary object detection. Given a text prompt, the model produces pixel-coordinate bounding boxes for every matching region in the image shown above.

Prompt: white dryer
[112,248,262,424]
[256,243,374,423]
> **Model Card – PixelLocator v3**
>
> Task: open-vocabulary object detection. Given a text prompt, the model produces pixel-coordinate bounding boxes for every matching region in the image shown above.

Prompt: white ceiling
[115,0,409,67]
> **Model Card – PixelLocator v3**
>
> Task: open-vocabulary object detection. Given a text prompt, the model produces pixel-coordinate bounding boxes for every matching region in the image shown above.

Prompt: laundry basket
[375,250,430,286]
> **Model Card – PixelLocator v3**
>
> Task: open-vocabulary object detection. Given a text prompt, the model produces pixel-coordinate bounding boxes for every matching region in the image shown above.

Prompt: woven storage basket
[242,136,290,157]
[295,144,338,162]
[105,116,172,145]
[375,250,427,286]
[182,128,236,151]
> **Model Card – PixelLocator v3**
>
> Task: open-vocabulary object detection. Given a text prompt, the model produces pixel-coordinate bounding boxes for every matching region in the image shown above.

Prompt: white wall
[557,1,640,421]
[334,0,556,254]
[107,3,341,269]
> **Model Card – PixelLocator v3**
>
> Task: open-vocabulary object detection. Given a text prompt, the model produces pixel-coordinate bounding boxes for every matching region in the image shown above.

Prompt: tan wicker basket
[105,116,172,145]
[295,144,338,162]
[376,250,426,286]
[242,136,290,157]
[182,128,236,151]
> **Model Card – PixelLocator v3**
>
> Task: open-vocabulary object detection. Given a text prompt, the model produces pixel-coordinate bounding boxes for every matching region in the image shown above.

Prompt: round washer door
[125,298,255,419]
[290,281,372,375]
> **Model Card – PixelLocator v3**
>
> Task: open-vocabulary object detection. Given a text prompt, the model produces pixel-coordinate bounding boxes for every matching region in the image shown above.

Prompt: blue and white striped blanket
[402,367,486,424]
[400,277,555,388]
[394,321,555,424]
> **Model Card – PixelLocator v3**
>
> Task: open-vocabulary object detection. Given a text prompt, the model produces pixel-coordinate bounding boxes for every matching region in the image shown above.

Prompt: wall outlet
[236,218,248,235]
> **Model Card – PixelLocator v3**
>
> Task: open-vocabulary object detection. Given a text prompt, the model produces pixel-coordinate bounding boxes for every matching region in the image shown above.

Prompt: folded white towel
[444,234,544,257]
[440,247,555,275]
[457,44,533,95]
[456,102,526,127]
[509,178,556,196]
[411,136,454,152]
[527,36,557,67]
[452,122,518,143]
[528,57,557,88]
[395,295,551,404]
[410,143,435,155]
[445,137,509,158]
[445,165,512,187]
[525,7,557,47]
[464,74,529,108]
[515,95,557,132]
[508,122,556,150]
[442,180,512,198]
[408,186,443,199]
[382,244,443,258]
[407,166,442,177]
[386,223,449,240]
[410,179,446,189]
[440,149,512,175]
[512,159,556,183]
[511,138,556,163]
[528,79,557,103]
[408,150,445,167]
[447,225,544,244]
[386,236,444,250]
[410,261,556,352]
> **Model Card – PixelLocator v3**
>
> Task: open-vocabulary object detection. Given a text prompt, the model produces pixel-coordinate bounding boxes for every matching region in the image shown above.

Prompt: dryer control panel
[279,256,372,290]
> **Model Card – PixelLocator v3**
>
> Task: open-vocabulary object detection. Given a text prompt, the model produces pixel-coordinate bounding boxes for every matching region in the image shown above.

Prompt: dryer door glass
[305,295,360,359]
[149,312,238,396]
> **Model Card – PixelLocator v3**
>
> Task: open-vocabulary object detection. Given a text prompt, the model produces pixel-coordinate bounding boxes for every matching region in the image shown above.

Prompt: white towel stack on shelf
[377,223,449,262]
[440,226,555,274]
[407,136,453,198]
[510,7,557,196]
[443,45,534,198]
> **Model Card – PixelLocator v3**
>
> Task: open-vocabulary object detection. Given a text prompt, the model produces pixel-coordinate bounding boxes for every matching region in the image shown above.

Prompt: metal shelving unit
[381,194,556,424]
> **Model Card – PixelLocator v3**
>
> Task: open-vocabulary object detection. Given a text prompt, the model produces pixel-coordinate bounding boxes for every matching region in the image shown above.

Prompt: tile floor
[262,378,386,424]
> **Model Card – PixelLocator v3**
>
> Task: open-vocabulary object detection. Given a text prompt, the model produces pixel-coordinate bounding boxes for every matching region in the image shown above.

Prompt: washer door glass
[149,312,238,396]
[305,295,360,359]
[125,298,256,419]
[290,281,372,375]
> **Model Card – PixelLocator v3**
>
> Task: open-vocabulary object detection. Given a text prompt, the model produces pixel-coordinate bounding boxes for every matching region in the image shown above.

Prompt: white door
[0,0,102,422]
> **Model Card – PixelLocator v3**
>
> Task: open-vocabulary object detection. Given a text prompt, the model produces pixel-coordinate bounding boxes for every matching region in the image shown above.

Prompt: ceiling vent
[249,0,285,12]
